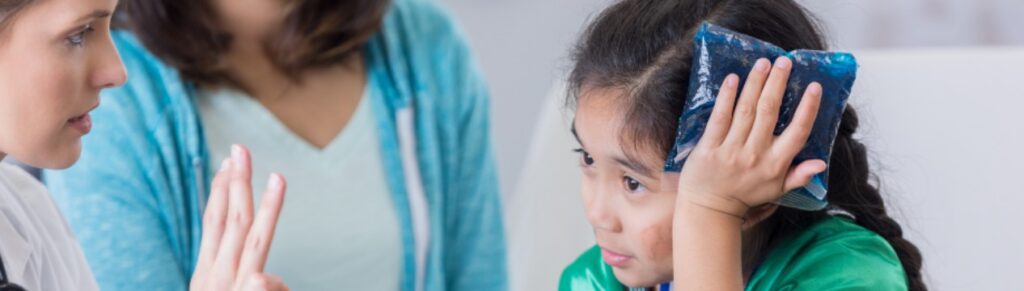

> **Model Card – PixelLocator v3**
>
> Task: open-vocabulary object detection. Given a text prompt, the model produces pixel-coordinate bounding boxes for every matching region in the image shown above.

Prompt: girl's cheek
[580,182,594,212]
[638,214,673,264]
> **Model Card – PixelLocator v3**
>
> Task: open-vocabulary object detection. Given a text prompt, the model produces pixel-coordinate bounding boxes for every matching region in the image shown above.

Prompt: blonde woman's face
[0,0,125,169]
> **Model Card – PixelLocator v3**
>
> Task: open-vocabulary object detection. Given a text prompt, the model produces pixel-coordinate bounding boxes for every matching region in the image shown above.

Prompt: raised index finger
[236,173,286,277]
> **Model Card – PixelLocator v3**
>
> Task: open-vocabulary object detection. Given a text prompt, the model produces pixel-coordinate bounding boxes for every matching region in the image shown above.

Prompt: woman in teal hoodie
[44,0,507,290]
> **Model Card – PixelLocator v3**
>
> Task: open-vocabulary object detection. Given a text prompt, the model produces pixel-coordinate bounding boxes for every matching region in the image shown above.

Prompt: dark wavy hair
[567,0,926,290]
[117,0,391,86]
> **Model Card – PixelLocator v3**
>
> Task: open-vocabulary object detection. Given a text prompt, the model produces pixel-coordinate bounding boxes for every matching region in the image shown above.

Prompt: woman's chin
[20,141,82,170]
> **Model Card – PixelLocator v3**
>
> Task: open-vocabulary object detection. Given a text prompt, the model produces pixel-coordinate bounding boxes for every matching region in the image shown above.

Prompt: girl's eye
[573,148,595,167]
[67,25,94,47]
[623,176,646,193]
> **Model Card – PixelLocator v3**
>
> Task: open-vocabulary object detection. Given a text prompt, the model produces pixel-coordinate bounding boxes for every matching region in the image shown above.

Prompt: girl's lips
[68,114,92,135]
[601,247,632,268]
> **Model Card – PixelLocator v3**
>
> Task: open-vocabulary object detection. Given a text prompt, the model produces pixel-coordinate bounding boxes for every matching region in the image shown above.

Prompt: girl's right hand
[671,57,825,291]
[190,145,290,291]
[676,56,825,219]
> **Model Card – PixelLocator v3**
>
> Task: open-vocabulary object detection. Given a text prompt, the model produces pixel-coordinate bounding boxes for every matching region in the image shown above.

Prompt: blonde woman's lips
[68,113,92,135]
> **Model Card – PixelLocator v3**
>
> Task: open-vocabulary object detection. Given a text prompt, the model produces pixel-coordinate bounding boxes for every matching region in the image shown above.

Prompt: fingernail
[775,56,791,69]
[725,74,738,87]
[231,145,249,169]
[267,173,282,190]
[218,158,231,173]
[231,145,242,161]
[809,82,822,96]
[754,59,769,71]
[813,161,828,173]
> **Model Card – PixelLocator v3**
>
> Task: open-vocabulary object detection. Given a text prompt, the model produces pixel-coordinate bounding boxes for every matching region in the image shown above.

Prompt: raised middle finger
[213,145,256,283]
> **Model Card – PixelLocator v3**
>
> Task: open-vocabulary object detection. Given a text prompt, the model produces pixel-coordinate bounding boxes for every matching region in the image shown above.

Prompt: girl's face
[0,0,125,169]
[573,89,676,287]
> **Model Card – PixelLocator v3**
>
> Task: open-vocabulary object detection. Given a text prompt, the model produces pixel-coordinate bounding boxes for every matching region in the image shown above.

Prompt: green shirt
[559,216,907,290]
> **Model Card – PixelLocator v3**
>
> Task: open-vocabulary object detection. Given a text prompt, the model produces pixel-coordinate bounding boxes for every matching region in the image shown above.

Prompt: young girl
[559,0,925,290]
[0,0,288,290]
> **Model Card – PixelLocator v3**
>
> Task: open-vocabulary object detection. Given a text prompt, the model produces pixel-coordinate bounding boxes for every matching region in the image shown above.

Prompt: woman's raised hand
[191,145,289,291]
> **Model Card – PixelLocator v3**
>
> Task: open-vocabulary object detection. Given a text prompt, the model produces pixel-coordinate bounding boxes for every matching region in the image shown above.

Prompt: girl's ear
[741,204,779,230]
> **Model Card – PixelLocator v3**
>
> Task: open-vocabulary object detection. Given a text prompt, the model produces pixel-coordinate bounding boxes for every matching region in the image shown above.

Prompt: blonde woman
[0,0,288,289]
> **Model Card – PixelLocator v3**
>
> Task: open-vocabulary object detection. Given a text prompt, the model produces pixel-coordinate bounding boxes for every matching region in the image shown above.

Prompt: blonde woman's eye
[67,25,94,47]
[623,176,646,193]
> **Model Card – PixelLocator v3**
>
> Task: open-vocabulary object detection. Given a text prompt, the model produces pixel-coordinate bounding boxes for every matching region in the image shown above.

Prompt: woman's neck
[0,152,6,163]
[221,46,364,102]
[221,47,289,100]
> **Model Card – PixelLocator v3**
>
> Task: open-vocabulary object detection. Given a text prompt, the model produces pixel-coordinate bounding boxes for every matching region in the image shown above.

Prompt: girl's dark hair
[117,0,391,86]
[567,0,926,290]
[0,0,32,31]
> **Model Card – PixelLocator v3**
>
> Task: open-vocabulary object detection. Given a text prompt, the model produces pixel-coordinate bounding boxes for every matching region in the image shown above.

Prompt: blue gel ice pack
[664,22,858,211]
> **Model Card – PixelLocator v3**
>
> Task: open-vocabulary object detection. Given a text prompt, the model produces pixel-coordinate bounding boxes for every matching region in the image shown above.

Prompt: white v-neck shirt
[0,163,98,291]
[197,82,402,290]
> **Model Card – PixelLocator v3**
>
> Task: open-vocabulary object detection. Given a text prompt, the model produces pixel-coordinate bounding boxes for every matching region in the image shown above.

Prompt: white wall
[852,47,1024,290]
[441,0,614,197]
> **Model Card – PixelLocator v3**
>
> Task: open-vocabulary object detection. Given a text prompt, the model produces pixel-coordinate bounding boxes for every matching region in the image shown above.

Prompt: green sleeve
[559,246,624,291]
[747,218,909,291]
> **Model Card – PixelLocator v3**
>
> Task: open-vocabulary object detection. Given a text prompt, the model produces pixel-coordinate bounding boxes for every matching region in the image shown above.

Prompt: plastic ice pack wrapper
[664,22,858,211]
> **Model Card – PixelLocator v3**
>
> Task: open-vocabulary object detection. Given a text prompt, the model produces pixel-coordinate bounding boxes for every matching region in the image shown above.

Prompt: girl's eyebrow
[572,123,655,178]
[612,155,654,178]
[570,122,585,148]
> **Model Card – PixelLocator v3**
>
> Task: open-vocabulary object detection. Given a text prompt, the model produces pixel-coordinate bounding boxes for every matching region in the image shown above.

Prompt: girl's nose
[584,185,622,233]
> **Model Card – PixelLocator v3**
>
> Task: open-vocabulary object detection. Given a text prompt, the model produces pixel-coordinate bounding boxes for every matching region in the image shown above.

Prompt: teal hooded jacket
[44,0,507,290]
